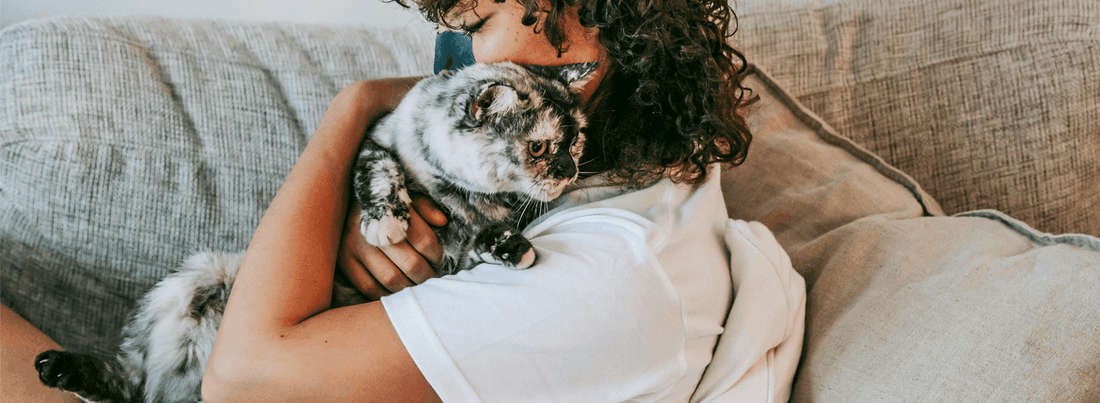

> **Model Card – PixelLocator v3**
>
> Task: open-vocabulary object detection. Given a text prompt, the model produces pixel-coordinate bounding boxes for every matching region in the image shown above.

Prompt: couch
[2,0,1098,401]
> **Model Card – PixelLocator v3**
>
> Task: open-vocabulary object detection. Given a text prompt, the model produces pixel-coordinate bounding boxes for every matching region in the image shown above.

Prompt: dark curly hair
[394,0,754,187]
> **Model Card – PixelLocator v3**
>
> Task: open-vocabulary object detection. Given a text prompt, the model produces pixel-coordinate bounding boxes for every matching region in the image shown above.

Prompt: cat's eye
[528,140,549,157]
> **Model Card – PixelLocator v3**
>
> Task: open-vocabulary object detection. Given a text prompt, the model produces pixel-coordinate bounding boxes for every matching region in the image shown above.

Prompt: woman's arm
[1,305,83,403]
[202,78,441,403]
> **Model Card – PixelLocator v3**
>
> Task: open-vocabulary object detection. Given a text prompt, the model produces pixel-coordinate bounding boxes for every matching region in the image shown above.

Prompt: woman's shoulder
[529,167,728,252]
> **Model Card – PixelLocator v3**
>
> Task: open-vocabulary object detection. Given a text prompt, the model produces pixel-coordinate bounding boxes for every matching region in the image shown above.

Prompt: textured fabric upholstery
[0,16,434,356]
[727,66,1100,402]
[731,0,1100,236]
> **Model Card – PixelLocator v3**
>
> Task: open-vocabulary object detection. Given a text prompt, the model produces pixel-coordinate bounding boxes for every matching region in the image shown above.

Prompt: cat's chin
[523,191,555,202]
[526,181,572,202]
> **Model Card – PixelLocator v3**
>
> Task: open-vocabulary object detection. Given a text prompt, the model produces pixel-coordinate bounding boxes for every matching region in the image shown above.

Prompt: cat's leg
[470,223,537,269]
[353,139,413,247]
[35,350,141,403]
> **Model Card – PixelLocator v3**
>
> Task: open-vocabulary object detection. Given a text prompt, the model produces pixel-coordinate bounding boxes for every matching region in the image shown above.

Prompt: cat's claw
[35,350,87,391]
[361,213,409,247]
[475,227,537,270]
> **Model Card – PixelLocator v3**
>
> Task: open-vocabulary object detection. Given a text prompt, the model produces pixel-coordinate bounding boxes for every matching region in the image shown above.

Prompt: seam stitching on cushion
[956,209,1100,252]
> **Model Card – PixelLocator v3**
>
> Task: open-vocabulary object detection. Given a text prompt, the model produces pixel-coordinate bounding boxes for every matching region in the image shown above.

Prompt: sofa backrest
[730,0,1100,236]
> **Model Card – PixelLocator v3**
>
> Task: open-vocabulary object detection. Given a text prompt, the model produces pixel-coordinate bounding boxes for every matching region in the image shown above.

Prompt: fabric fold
[691,220,806,403]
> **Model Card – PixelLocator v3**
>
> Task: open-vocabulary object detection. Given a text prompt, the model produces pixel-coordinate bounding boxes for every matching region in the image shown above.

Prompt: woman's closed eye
[460,17,487,36]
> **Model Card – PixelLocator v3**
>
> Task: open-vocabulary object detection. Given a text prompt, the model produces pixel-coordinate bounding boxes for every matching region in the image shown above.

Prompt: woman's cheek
[472,37,499,63]
[474,35,523,63]
[475,29,556,64]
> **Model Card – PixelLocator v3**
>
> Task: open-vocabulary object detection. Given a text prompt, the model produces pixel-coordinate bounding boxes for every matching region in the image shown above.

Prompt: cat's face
[426,62,598,201]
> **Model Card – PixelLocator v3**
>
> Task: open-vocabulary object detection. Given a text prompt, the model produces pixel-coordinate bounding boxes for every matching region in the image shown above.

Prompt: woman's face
[444,0,608,103]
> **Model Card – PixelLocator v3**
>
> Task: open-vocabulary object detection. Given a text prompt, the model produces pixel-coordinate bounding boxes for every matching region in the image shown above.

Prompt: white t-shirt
[381,169,733,402]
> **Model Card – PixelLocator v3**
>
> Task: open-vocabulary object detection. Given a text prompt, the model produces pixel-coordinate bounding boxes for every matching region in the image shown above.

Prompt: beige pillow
[727,65,1100,402]
[730,0,1100,236]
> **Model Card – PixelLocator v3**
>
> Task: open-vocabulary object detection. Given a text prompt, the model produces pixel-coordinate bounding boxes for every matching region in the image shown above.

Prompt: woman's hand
[338,196,448,299]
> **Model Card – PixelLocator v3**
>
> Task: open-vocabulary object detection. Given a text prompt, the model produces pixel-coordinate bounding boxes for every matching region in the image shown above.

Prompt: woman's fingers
[404,206,444,267]
[357,245,417,294]
[375,208,437,284]
[379,246,435,285]
[337,195,446,299]
[339,205,415,298]
[337,215,412,299]
[337,252,389,301]
[412,196,448,227]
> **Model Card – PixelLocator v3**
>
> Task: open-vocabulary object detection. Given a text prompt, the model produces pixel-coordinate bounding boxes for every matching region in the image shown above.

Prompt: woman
[201,0,754,401]
[5,0,756,399]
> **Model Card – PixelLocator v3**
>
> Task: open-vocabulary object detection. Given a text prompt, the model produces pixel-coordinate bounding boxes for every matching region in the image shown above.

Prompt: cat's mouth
[527,177,576,202]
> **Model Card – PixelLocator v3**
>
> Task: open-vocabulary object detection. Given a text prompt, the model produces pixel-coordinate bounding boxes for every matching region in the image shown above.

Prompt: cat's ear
[470,84,520,122]
[523,62,600,93]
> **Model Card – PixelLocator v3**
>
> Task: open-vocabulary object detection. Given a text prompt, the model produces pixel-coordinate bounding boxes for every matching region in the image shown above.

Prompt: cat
[33,61,598,403]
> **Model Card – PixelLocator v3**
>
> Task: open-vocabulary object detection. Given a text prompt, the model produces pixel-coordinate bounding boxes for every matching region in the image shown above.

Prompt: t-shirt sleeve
[381,215,689,403]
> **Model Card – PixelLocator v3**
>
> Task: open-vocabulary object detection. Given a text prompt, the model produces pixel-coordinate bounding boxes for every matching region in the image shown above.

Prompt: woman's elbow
[201,358,234,403]
[201,350,257,403]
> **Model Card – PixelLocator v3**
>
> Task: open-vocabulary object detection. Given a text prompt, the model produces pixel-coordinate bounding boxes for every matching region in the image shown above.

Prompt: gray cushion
[731,0,1100,236]
[729,65,1100,402]
[0,16,434,357]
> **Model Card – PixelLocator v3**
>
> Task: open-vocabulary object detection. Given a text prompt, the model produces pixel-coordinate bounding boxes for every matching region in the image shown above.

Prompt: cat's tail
[120,250,244,403]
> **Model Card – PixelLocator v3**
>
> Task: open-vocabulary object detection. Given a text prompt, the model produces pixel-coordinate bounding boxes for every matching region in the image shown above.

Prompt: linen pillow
[0,16,435,357]
[730,0,1100,236]
[730,65,1100,402]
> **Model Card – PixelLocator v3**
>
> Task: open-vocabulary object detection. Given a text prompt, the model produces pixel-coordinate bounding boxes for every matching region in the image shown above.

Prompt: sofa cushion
[730,65,1100,402]
[730,0,1100,236]
[0,16,435,357]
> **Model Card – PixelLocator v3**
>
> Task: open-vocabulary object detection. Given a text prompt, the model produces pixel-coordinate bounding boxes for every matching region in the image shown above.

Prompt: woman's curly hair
[396,0,754,187]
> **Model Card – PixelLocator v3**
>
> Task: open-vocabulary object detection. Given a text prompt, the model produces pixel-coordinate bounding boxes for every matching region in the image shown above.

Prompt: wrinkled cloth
[692,220,806,403]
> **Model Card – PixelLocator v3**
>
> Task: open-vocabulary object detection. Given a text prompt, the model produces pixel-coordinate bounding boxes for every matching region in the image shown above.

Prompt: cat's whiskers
[514,182,541,224]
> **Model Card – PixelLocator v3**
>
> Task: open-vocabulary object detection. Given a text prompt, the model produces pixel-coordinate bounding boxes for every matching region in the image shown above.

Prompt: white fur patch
[361,212,409,247]
[479,251,497,263]
[513,248,537,270]
[487,85,519,115]
[397,188,412,205]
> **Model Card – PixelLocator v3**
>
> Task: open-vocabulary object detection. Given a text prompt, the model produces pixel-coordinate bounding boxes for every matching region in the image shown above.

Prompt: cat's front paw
[360,212,410,247]
[35,350,91,392]
[474,226,536,269]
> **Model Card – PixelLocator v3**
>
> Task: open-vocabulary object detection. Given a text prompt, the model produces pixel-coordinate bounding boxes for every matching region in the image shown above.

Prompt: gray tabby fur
[34,61,598,403]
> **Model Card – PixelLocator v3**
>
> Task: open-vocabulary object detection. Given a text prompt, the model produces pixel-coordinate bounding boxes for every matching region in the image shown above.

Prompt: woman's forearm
[222,81,374,331]
[207,78,420,381]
